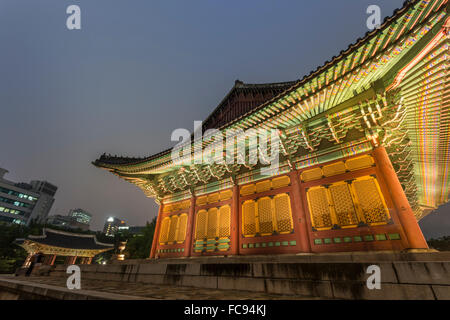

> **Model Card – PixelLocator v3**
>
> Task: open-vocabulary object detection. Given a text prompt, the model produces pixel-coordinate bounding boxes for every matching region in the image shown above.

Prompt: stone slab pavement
[0,275,323,300]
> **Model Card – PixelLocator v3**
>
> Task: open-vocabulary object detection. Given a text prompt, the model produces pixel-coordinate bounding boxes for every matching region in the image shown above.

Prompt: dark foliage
[428,236,450,251]
[123,217,156,259]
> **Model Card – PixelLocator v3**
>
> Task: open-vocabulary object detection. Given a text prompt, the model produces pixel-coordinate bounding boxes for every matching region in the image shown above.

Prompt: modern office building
[103,217,126,236]
[46,208,92,231]
[68,208,92,225]
[46,215,88,231]
[116,225,145,235]
[0,168,57,225]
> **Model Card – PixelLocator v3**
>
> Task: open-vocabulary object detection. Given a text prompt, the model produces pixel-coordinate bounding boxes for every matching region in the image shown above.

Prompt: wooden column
[230,184,240,255]
[289,170,312,253]
[23,253,33,267]
[150,202,164,259]
[64,256,71,265]
[372,146,428,249]
[184,195,196,257]
[49,255,57,266]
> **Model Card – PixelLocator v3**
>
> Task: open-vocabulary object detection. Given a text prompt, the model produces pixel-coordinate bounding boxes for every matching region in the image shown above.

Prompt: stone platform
[0,275,312,300]
[2,251,450,300]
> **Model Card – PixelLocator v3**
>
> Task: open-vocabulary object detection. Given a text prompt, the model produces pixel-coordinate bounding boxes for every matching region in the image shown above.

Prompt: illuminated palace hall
[15,229,114,266]
[94,0,450,258]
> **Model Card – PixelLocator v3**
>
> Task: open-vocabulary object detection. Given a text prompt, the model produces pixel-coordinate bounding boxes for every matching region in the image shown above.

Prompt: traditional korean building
[94,0,449,258]
[16,228,114,266]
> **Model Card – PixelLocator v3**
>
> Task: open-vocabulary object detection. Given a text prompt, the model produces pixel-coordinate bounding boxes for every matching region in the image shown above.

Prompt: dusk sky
[0,0,448,237]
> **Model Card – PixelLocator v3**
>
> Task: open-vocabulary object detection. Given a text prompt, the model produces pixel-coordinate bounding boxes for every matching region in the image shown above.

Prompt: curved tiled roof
[93,0,446,171]
[15,228,114,250]
[94,80,296,166]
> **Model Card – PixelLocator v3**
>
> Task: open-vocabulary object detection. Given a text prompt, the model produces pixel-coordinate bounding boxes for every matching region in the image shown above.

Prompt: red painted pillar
[23,253,33,267]
[65,256,76,265]
[49,255,56,266]
[184,195,196,257]
[150,202,164,259]
[230,184,240,255]
[372,146,428,249]
[289,170,312,253]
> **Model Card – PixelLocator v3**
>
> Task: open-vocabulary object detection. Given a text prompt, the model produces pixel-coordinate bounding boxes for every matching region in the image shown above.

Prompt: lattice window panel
[159,217,170,244]
[218,205,231,238]
[207,208,218,239]
[329,182,359,226]
[219,190,233,201]
[257,197,274,235]
[207,193,220,204]
[242,200,257,236]
[196,196,208,206]
[168,215,179,243]
[323,162,346,177]
[345,155,374,171]
[240,184,256,196]
[272,176,290,189]
[163,204,173,213]
[274,193,293,234]
[256,180,271,193]
[352,177,389,224]
[195,210,207,240]
[176,214,188,242]
[301,167,323,182]
[307,187,333,229]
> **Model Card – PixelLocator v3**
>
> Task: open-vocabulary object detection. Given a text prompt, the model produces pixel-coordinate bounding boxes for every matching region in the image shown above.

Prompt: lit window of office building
[103,217,126,236]
[68,208,92,225]
[0,168,57,225]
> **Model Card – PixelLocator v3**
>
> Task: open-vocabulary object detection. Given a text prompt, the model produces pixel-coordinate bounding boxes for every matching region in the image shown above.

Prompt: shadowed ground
[0,275,321,300]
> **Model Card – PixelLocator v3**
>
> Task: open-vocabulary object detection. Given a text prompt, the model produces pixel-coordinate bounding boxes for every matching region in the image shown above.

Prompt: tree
[0,222,39,273]
[428,236,450,251]
[123,217,157,259]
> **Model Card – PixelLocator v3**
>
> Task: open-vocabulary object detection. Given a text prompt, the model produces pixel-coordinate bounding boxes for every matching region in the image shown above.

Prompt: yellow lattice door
[351,177,390,224]
[167,215,179,243]
[176,214,188,243]
[159,217,170,244]
[273,193,293,234]
[195,210,207,240]
[207,208,218,239]
[257,197,274,235]
[242,200,256,237]
[329,182,359,227]
[218,205,231,238]
[307,187,333,229]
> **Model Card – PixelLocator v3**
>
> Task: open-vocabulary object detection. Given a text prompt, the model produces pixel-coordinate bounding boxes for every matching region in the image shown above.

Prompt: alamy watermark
[66,5,81,30]
[64,5,383,32]
[66,265,81,290]
[367,5,381,30]
[366,265,381,290]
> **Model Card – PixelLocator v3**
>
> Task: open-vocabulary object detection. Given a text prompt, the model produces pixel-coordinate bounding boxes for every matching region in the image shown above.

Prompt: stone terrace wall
[48,252,450,300]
